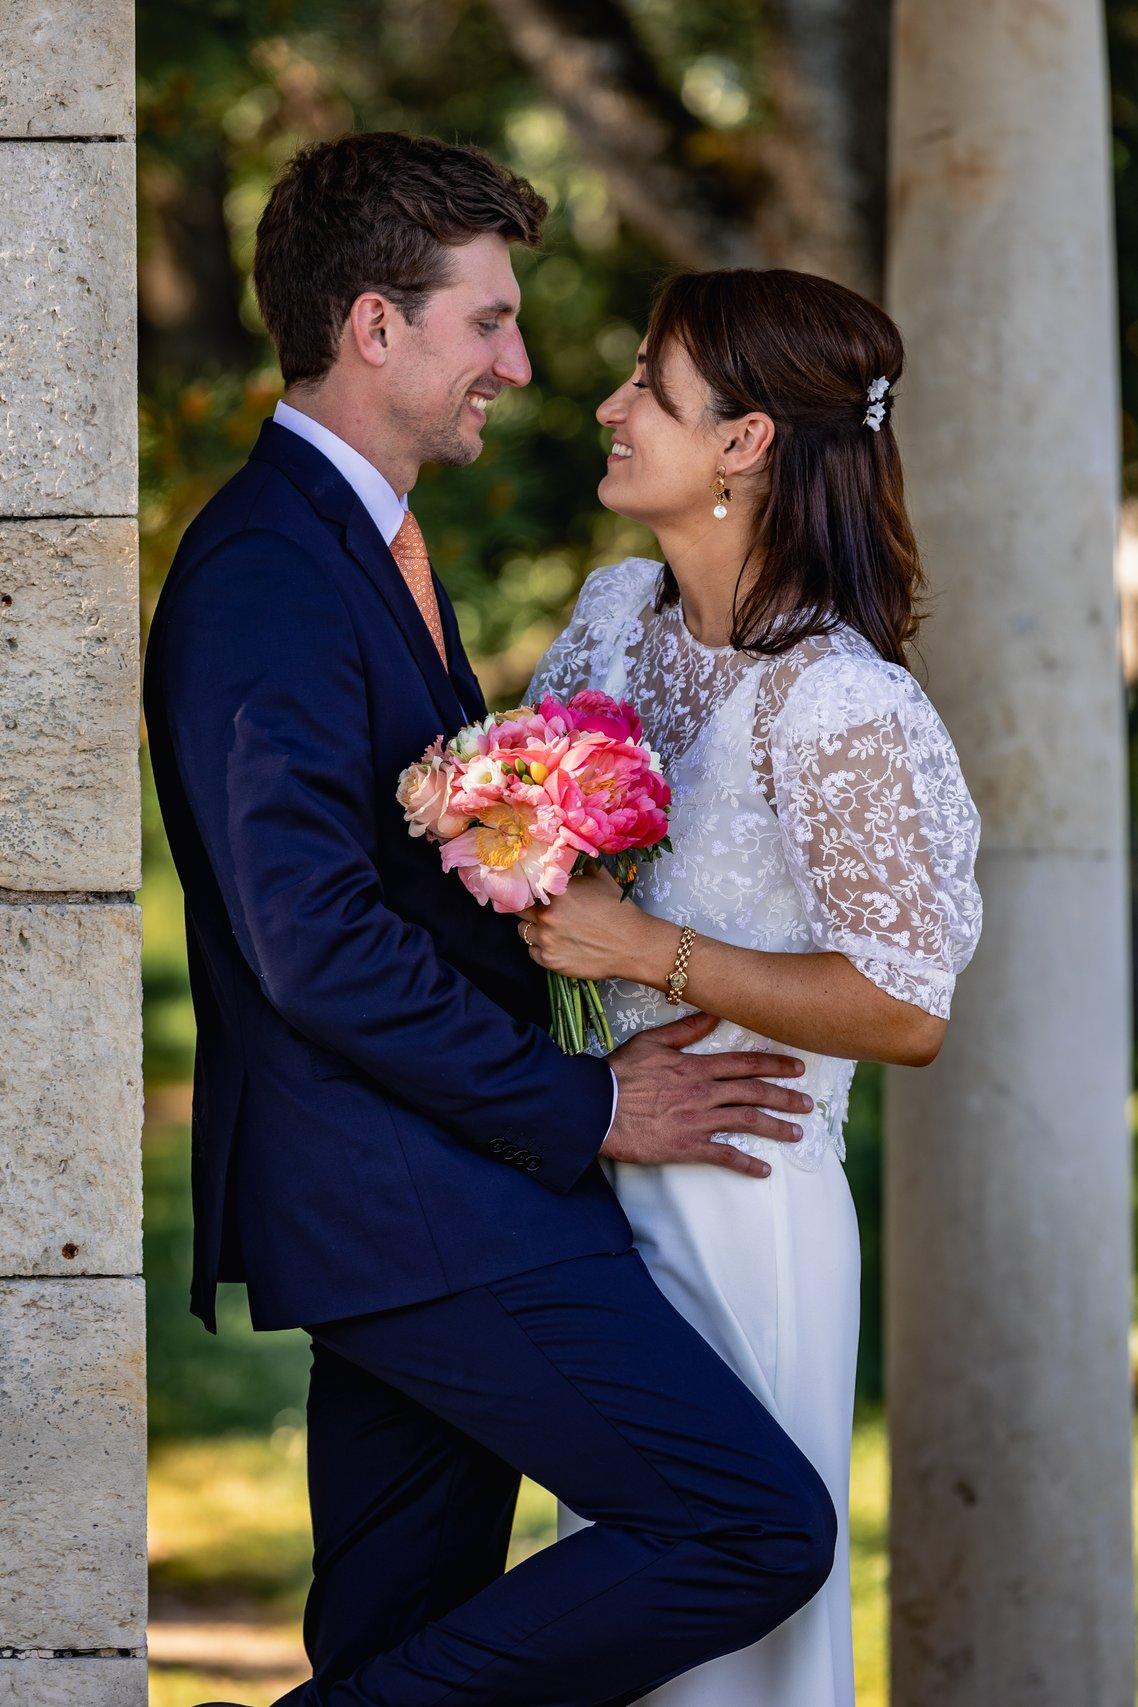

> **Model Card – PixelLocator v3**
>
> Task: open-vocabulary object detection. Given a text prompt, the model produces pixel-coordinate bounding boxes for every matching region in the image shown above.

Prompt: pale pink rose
[396,746,470,840]
[440,801,577,912]
[540,690,644,745]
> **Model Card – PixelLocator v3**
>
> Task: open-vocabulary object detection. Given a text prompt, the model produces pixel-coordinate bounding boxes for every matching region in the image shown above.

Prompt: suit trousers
[272,1249,836,1707]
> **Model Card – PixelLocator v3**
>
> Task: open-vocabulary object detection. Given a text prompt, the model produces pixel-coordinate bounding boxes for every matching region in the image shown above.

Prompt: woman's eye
[632,380,648,390]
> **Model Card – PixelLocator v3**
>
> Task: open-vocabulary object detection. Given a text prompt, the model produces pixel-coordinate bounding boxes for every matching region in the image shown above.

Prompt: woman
[520,268,983,1706]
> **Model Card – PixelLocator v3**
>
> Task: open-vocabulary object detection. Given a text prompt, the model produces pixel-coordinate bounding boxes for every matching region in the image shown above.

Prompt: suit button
[489,1138,505,1155]
[525,1157,542,1172]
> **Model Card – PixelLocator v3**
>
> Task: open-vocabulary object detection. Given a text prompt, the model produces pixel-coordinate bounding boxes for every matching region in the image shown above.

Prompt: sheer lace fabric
[529,557,982,1170]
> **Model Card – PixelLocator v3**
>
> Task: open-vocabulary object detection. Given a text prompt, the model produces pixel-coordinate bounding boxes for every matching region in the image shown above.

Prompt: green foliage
[134,0,767,689]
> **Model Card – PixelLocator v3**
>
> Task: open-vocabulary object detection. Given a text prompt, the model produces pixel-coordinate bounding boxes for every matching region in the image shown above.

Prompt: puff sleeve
[770,654,982,1018]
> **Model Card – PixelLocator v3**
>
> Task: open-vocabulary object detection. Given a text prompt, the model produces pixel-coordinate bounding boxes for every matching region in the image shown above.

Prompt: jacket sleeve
[155,530,613,1191]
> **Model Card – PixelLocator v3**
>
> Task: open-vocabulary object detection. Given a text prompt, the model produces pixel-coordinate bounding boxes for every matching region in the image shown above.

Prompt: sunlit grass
[149,1433,311,1618]
[148,1419,891,1705]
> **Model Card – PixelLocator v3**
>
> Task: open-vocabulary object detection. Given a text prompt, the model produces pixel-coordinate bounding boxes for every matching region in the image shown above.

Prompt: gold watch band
[665,925,696,1005]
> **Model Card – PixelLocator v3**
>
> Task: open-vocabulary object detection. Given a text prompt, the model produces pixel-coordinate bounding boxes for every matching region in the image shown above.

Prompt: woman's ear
[723,411,775,477]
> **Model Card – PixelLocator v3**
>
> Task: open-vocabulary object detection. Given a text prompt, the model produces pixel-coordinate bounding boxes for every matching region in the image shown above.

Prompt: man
[144,130,833,1707]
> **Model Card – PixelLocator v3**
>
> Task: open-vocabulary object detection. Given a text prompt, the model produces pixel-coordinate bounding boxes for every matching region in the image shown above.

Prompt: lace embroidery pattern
[529,557,982,1171]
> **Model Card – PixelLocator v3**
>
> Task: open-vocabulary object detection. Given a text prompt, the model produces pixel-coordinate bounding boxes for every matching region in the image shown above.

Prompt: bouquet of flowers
[396,690,672,1053]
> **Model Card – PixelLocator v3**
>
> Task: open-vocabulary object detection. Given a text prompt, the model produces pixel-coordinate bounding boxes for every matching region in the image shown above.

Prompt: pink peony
[556,732,671,855]
[540,690,643,745]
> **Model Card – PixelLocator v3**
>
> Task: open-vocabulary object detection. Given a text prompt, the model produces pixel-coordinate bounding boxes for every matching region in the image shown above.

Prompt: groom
[144,131,834,1707]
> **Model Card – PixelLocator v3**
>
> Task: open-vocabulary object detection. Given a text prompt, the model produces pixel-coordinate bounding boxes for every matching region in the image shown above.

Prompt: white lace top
[528,556,983,1170]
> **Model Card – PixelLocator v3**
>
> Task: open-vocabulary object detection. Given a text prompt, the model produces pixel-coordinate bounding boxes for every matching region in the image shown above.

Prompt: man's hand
[603,1010,811,1180]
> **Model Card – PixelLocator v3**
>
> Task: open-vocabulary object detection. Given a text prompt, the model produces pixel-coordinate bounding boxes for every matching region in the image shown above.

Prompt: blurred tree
[481,0,770,268]
[135,0,890,688]
[486,0,889,295]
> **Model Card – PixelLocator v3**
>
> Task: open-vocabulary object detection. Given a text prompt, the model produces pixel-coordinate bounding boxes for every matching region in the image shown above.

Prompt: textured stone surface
[0,1279,146,1649]
[0,1657,145,1706]
[0,519,140,891]
[0,903,142,1277]
[0,0,134,138]
[0,142,136,516]
[888,852,1133,1705]
[887,2,1133,1701]
[888,2,1123,856]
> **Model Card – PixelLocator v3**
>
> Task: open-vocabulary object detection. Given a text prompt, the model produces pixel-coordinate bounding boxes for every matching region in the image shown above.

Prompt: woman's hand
[517,865,646,981]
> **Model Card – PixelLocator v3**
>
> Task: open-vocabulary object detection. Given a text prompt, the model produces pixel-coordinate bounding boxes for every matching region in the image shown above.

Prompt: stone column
[885,3,1133,1703]
[0,4,146,1705]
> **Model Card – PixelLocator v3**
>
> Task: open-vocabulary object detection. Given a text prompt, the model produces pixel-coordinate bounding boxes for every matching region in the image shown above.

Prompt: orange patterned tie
[389,510,447,665]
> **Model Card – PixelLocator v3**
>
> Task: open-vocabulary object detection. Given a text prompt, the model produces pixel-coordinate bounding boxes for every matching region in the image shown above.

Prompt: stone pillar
[885,3,1133,1704]
[0,4,146,1704]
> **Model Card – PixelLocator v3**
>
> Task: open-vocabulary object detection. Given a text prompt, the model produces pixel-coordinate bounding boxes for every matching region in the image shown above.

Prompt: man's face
[385,233,531,468]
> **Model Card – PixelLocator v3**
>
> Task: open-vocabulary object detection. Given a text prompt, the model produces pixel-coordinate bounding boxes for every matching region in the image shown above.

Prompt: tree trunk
[138,140,256,383]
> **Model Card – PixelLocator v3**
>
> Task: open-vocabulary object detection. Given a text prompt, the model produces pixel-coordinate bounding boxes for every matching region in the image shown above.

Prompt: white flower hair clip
[863,375,890,431]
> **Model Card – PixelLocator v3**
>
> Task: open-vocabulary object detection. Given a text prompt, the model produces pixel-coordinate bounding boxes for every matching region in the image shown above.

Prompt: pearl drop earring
[710,465,730,520]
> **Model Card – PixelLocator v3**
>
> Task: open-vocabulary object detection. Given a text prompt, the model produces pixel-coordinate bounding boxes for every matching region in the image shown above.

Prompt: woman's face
[595,337,724,529]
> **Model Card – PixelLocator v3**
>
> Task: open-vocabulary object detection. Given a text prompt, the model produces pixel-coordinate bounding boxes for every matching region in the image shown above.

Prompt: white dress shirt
[274,399,409,543]
[272,400,620,1145]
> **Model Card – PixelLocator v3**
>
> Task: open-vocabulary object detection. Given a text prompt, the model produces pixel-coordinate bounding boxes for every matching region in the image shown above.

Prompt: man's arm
[155,531,613,1191]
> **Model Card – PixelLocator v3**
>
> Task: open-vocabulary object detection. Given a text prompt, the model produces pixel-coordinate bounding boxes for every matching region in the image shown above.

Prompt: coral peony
[440,801,577,913]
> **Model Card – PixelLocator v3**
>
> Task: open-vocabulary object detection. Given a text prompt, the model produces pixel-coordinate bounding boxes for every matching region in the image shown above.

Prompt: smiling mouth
[607,440,633,461]
[466,391,495,419]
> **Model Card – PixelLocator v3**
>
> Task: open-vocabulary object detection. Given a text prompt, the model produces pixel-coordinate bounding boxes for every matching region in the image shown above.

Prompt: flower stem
[547,969,568,1052]
[582,977,615,1053]
[547,972,613,1055]
[569,975,584,1052]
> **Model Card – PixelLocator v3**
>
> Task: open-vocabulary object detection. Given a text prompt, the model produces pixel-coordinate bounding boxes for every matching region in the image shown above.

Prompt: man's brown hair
[253,131,548,387]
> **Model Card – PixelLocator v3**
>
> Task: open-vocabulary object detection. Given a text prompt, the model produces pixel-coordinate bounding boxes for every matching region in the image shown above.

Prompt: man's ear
[345,291,396,369]
[723,411,775,477]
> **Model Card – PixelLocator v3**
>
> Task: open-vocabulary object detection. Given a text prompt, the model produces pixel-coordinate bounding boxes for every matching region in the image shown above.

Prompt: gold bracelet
[665,925,696,1005]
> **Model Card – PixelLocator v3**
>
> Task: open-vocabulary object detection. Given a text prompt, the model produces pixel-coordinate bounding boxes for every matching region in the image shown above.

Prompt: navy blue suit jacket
[143,418,631,1331]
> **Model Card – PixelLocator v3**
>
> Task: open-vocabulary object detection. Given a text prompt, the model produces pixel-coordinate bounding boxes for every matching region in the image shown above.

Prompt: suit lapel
[435,572,489,722]
[343,502,468,733]
[250,418,469,734]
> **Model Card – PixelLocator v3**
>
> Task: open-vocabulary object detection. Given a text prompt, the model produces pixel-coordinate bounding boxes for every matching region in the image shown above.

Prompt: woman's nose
[596,388,624,427]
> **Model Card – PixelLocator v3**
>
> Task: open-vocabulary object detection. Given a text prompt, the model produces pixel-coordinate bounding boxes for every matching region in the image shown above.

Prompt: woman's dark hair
[644,268,926,666]
[253,131,548,387]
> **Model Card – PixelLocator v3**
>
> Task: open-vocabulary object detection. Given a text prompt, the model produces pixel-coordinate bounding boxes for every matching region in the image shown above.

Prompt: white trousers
[558,1145,861,1707]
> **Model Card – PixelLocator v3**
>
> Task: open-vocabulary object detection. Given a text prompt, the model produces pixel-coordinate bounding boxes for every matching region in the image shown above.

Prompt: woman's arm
[518,869,945,1068]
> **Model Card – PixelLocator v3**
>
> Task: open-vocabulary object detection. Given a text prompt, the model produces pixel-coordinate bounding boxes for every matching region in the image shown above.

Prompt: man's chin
[421,428,483,469]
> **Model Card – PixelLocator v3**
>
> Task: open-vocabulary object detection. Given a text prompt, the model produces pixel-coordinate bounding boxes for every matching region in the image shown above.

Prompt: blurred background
[137,2,1138,1701]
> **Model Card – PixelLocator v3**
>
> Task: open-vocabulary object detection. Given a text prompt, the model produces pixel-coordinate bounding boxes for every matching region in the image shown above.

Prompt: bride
[520,267,983,1706]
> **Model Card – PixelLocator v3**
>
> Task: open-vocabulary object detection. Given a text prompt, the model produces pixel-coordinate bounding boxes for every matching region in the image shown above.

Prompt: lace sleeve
[769,655,982,1019]
[526,558,658,704]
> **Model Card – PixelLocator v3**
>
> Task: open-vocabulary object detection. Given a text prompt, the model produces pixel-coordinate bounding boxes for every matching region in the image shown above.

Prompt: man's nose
[494,324,531,389]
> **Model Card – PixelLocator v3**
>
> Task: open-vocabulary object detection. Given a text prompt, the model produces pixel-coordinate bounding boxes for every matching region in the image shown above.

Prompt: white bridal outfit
[528,557,982,1707]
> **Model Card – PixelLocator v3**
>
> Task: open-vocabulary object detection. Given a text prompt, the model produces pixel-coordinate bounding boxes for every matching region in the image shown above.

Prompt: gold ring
[522,923,535,947]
